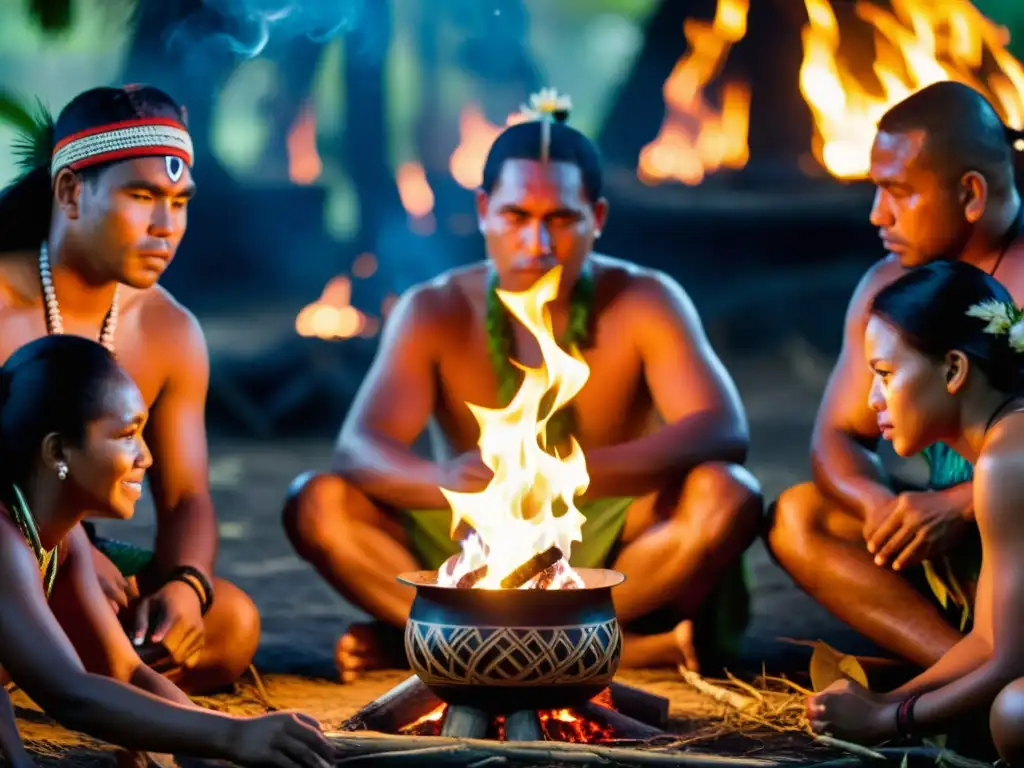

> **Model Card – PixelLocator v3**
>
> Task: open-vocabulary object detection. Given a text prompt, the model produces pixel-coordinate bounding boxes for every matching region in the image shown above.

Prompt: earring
[57,462,68,481]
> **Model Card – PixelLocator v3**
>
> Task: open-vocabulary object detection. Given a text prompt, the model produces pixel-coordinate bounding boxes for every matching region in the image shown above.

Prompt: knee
[681,462,763,540]
[991,678,1024,761]
[282,471,357,558]
[766,481,824,564]
[210,580,261,661]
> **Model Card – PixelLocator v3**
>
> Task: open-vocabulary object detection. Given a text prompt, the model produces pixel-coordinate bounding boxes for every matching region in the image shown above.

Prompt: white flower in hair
[966,298,1015,334]
[519,88,572,121]
[1009,319,1024,352]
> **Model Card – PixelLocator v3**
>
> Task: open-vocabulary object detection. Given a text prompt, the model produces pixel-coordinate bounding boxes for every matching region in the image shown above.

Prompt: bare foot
[620,620,700,672]
[335,622,408,683]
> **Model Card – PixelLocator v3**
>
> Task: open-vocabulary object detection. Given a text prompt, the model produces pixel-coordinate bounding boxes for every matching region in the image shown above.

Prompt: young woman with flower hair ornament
[806,260,1024,760]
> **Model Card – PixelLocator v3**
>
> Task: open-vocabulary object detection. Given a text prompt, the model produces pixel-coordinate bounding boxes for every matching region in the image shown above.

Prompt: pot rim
[397,567,625,591]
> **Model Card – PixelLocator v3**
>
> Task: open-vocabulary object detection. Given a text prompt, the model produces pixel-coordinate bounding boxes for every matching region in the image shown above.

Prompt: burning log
[500,546,563,589]
[573,701,664,741]
[340,675,442,733]
[606,681,671,728]
[455,565,488,589]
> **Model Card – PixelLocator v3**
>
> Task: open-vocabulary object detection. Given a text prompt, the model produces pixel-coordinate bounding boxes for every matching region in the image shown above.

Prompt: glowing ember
[286,100,322,186]
[638,0,751,186]
[800,0,1024,179]
[399,702,614,743]
[295,275,370,340]
[396,161,436,219]
[449,105,528,190]
[438,266,589,590]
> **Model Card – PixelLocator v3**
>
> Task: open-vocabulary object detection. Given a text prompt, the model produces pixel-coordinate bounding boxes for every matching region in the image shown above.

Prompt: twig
[337,744,465,765]
[724,670,766,702]
[678,666,756,712]
[468,759,508,768]
[812,734,885,760]
[803,747,991,768]
[246,664,277,711]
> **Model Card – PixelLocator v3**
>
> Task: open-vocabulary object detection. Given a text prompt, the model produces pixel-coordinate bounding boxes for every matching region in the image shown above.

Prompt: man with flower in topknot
[284,88,762,681]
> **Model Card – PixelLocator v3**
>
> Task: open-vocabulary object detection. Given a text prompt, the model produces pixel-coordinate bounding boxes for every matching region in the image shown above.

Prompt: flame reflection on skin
[800,0,1024,179]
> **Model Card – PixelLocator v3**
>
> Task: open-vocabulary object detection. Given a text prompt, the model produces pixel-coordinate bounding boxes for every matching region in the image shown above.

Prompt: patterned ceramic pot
[398,568,624,713]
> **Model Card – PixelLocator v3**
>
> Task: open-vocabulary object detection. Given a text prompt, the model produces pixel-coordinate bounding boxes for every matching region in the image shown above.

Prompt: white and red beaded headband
[50,117,194,183]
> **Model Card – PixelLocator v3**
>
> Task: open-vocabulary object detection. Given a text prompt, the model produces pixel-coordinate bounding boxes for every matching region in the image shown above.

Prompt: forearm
[153,495,217,582]
[584,415,747,499]
[130,663,194,707]
[810,426,894,519]
[42,673,231,758]
[911,654,1024,733]
[0,687,30,766]
[887,632,989,700]
[334,435,447,509]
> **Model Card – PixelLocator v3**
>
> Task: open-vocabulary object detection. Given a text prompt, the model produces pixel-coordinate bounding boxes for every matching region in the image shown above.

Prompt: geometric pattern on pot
[406,618,622,686]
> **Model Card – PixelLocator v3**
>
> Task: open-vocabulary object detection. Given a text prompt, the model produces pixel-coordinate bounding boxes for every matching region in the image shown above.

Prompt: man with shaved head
[768,81,1024,673]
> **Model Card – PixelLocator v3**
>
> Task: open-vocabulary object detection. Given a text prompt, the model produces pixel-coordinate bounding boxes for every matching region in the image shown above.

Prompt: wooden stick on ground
[573,701,665,741]
[325,730,780,767]
[340,675,443,733]
[605,681,671,727]
[677,667,756,712]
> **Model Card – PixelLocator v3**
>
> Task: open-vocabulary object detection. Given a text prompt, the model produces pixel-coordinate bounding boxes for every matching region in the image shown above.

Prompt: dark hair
[481,112,603,203]
[870,260,1024,393]
[0,336,125,489]
[0,85,186,253]
[877,81,1021,196]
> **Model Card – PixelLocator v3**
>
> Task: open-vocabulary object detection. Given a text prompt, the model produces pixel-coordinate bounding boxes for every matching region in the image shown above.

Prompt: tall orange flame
[638,0,751,186]
[287,101,322,186]
[438,267,589,590]
[449,106,528,190]
[799,0,1024,179]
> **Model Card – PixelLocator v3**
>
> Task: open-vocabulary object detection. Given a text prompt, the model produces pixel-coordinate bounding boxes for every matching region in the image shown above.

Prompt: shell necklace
[39,243,119,353]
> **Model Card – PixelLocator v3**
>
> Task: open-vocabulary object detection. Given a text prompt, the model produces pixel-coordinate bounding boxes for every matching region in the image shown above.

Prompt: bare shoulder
[0,251,42,309]
[848,256,904,319]
[591,254,698,324]
[386,263,482,335]
[975,417,1024,526]
[127,285,206,361]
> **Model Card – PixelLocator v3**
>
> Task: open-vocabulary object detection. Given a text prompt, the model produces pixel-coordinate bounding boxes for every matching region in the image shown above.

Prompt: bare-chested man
[0,85,260,693]
[768,81,1024,671]
[283,91,762,682]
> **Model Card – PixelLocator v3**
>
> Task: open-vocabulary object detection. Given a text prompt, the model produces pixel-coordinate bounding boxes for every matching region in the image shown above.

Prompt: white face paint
[165,156,184,183]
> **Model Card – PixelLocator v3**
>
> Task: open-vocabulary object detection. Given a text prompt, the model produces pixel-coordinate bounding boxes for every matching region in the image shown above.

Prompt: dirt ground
[13,344,906,764]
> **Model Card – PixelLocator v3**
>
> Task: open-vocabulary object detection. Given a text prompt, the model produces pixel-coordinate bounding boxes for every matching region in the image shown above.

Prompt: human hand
[440,450,494,494]
[92,545,139,615]
[228,711,335,767]
[128,581,205,670]
[867,490,970,571]
[806,679,896,743]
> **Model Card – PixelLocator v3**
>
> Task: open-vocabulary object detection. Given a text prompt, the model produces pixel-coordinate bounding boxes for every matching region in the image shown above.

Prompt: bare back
[968,411,1024,653]
[343,254,742,460]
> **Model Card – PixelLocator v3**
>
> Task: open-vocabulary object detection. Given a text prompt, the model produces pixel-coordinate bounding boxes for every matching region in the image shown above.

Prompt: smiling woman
[0,335,335,766]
